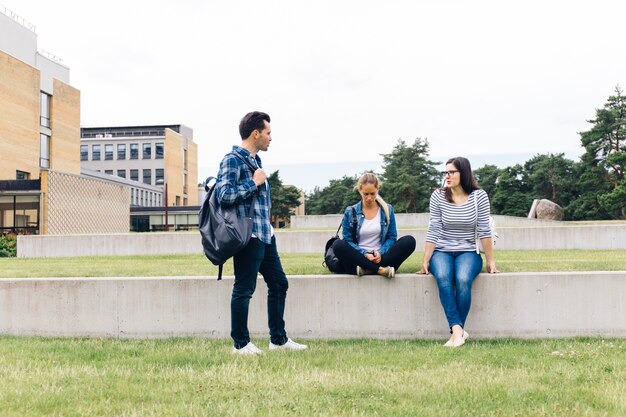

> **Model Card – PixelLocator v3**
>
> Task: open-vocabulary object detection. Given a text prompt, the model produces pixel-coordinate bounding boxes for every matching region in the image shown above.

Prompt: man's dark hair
[443,156,481,203]
[239,111,271,140]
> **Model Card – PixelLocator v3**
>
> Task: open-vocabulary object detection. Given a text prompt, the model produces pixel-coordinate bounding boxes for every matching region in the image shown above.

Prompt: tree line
[301,87,626,220]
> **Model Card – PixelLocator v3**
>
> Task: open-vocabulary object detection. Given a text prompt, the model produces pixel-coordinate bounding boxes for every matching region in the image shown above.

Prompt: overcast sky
[4,0,626,186]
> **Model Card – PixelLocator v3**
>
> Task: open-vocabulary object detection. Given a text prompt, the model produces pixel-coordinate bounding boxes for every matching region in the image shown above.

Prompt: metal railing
[0,4,36,33]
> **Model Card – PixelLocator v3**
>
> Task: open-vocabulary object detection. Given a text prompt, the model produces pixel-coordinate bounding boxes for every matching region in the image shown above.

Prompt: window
[155,169,164,184]
[105,144,113,160]
[117,169,126,178]
[143,169,151,185]
[130,143,139,159]
[40,92,50,128]
[16,170,30,180]
[143,143,152,159]
[80,145,88,161]
[105,170,113,175]
[155,142,164,159]
[117,144,126,160]
[92,144,101,160]
[183,148,187,170]
[130,169,139,182]
[40,133,50,168]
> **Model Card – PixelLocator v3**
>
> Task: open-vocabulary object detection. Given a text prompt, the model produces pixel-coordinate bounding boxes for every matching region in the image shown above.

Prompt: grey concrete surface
[1,272,624,339]
[17,223,626,257]
[290,213,563,229]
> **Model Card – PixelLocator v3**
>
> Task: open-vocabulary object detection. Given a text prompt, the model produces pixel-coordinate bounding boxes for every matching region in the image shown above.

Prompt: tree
[491,164,534,217]
[523,153,577,214]
[577,85,626,219]
[473,164,500,200]
[379,138,439,213]
[268,170,302,227]
[305,175,358,215]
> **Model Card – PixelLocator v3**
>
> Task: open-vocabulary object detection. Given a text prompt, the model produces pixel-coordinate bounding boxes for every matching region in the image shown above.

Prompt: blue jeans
[231,236,289,349]
[430,250,483,330]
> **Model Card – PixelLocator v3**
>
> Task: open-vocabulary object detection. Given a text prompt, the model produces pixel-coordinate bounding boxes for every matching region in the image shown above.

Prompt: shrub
[0,234,17,257]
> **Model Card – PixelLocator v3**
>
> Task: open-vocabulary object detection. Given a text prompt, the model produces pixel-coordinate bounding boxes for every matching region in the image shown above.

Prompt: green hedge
[0,234,17,257]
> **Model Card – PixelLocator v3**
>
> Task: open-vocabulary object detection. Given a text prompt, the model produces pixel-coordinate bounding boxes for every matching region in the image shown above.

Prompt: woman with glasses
[419,156,498,347]
[330,172,416,278]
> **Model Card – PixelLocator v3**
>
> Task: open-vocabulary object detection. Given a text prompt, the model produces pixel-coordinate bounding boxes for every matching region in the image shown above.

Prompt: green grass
[0,250,625,278]
[0,337,624,416]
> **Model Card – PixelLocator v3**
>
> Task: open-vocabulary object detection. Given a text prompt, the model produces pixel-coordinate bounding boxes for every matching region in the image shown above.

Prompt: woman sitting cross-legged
[330,172,416,278]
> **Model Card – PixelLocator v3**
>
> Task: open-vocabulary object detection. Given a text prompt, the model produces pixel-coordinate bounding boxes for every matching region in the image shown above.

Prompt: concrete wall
[17,223,626,257]
[1,272,624,339]
[291,213,563,229]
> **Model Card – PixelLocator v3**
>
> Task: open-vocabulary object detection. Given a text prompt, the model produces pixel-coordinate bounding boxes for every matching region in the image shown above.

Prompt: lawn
[0,250,625,278]
[0,337,623,417]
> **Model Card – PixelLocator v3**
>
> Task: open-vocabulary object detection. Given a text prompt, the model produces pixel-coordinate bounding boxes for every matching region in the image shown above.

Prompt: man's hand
[252,168,267,186]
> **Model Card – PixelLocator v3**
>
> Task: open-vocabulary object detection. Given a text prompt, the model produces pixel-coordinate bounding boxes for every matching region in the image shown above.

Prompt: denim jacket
[341,201,397,255]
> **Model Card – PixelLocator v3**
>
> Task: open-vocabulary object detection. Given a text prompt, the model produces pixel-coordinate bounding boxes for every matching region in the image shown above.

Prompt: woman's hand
[417,260,430,274]
[365,250,382,264]
[486,260,499,273]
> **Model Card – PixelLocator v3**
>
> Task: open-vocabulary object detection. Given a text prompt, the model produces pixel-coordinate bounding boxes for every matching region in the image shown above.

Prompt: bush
[0,234,17,257]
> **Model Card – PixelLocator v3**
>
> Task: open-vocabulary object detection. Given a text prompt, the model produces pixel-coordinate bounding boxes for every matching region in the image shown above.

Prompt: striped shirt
[425,188,491,252]
[215,146,273,245]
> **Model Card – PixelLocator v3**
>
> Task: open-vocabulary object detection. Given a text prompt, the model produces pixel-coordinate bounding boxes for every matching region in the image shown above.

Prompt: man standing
[216,111,307,355]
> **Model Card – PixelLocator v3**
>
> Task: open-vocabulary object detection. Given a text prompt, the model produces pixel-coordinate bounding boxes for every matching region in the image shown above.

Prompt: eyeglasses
[441,170,459,177]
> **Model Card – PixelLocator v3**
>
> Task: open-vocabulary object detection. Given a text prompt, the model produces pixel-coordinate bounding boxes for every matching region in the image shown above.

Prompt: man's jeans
[430,250,483,329]
[231,236,289,349]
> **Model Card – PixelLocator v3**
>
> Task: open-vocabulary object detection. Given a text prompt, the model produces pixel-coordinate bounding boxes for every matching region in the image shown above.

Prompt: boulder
[534,199,564,221]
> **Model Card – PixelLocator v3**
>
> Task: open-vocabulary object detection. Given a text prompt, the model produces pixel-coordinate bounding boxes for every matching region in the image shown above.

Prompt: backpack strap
[218,263,223,281]
[351,206,358,237]
[473,192,481,254]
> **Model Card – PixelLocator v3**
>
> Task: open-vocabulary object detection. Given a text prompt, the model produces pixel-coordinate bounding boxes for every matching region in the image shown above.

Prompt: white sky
[4,0,626,183]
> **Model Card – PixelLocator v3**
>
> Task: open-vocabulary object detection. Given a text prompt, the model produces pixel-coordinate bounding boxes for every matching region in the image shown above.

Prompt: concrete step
[2,272,624,339]
[17,223,626,257]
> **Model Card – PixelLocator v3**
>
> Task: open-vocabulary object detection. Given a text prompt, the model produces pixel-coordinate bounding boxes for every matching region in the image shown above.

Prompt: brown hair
[442,156,481,203]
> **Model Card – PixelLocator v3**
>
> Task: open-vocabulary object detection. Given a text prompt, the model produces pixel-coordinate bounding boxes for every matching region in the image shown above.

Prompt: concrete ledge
[290,213,563,228]
[1,272,624,339]
[17,223,626,257]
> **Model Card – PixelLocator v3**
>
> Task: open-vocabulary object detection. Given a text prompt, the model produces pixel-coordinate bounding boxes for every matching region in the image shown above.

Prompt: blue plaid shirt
[215,146,273,244]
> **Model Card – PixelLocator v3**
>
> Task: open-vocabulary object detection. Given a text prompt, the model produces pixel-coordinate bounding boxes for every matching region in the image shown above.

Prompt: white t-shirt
[358,208,381,251]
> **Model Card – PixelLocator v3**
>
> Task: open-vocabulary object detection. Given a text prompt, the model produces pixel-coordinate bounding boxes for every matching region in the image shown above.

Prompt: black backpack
[199,153,256,280]
[323,207,357,272]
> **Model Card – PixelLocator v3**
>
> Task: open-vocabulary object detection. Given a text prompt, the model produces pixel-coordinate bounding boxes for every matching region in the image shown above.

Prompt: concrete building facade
[1,7,198,234]
[80,125,199,207]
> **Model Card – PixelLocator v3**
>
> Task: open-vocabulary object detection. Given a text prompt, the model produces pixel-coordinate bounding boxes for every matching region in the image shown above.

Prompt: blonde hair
[356,172,389,221]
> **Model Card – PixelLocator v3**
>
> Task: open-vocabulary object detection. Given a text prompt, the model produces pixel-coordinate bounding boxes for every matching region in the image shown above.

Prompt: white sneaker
[233,342,264,355]
[356,266,374,277]
[269,338,308,351]
[380,266,395,279]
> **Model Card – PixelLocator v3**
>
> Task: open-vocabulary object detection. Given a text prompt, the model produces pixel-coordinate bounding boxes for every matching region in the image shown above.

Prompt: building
[80,125,198,207]
[0,7,129,235]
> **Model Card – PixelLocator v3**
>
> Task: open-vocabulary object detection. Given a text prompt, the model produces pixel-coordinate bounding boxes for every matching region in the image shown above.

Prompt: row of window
[102,168,165,185]
[131,188,162,207]
[80,143,164,161]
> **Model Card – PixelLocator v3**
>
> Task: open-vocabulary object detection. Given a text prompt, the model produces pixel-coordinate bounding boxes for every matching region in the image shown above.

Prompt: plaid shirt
[215,146,272,244]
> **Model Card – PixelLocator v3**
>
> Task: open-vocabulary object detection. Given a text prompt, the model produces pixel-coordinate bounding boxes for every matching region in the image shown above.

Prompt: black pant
[231,236,289,349]
[331,235,416,274]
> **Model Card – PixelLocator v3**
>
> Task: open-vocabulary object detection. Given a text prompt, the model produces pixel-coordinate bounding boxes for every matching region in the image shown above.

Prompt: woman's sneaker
[356,266,373,277]
[233,342,264,355]
[379,266,395,279]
